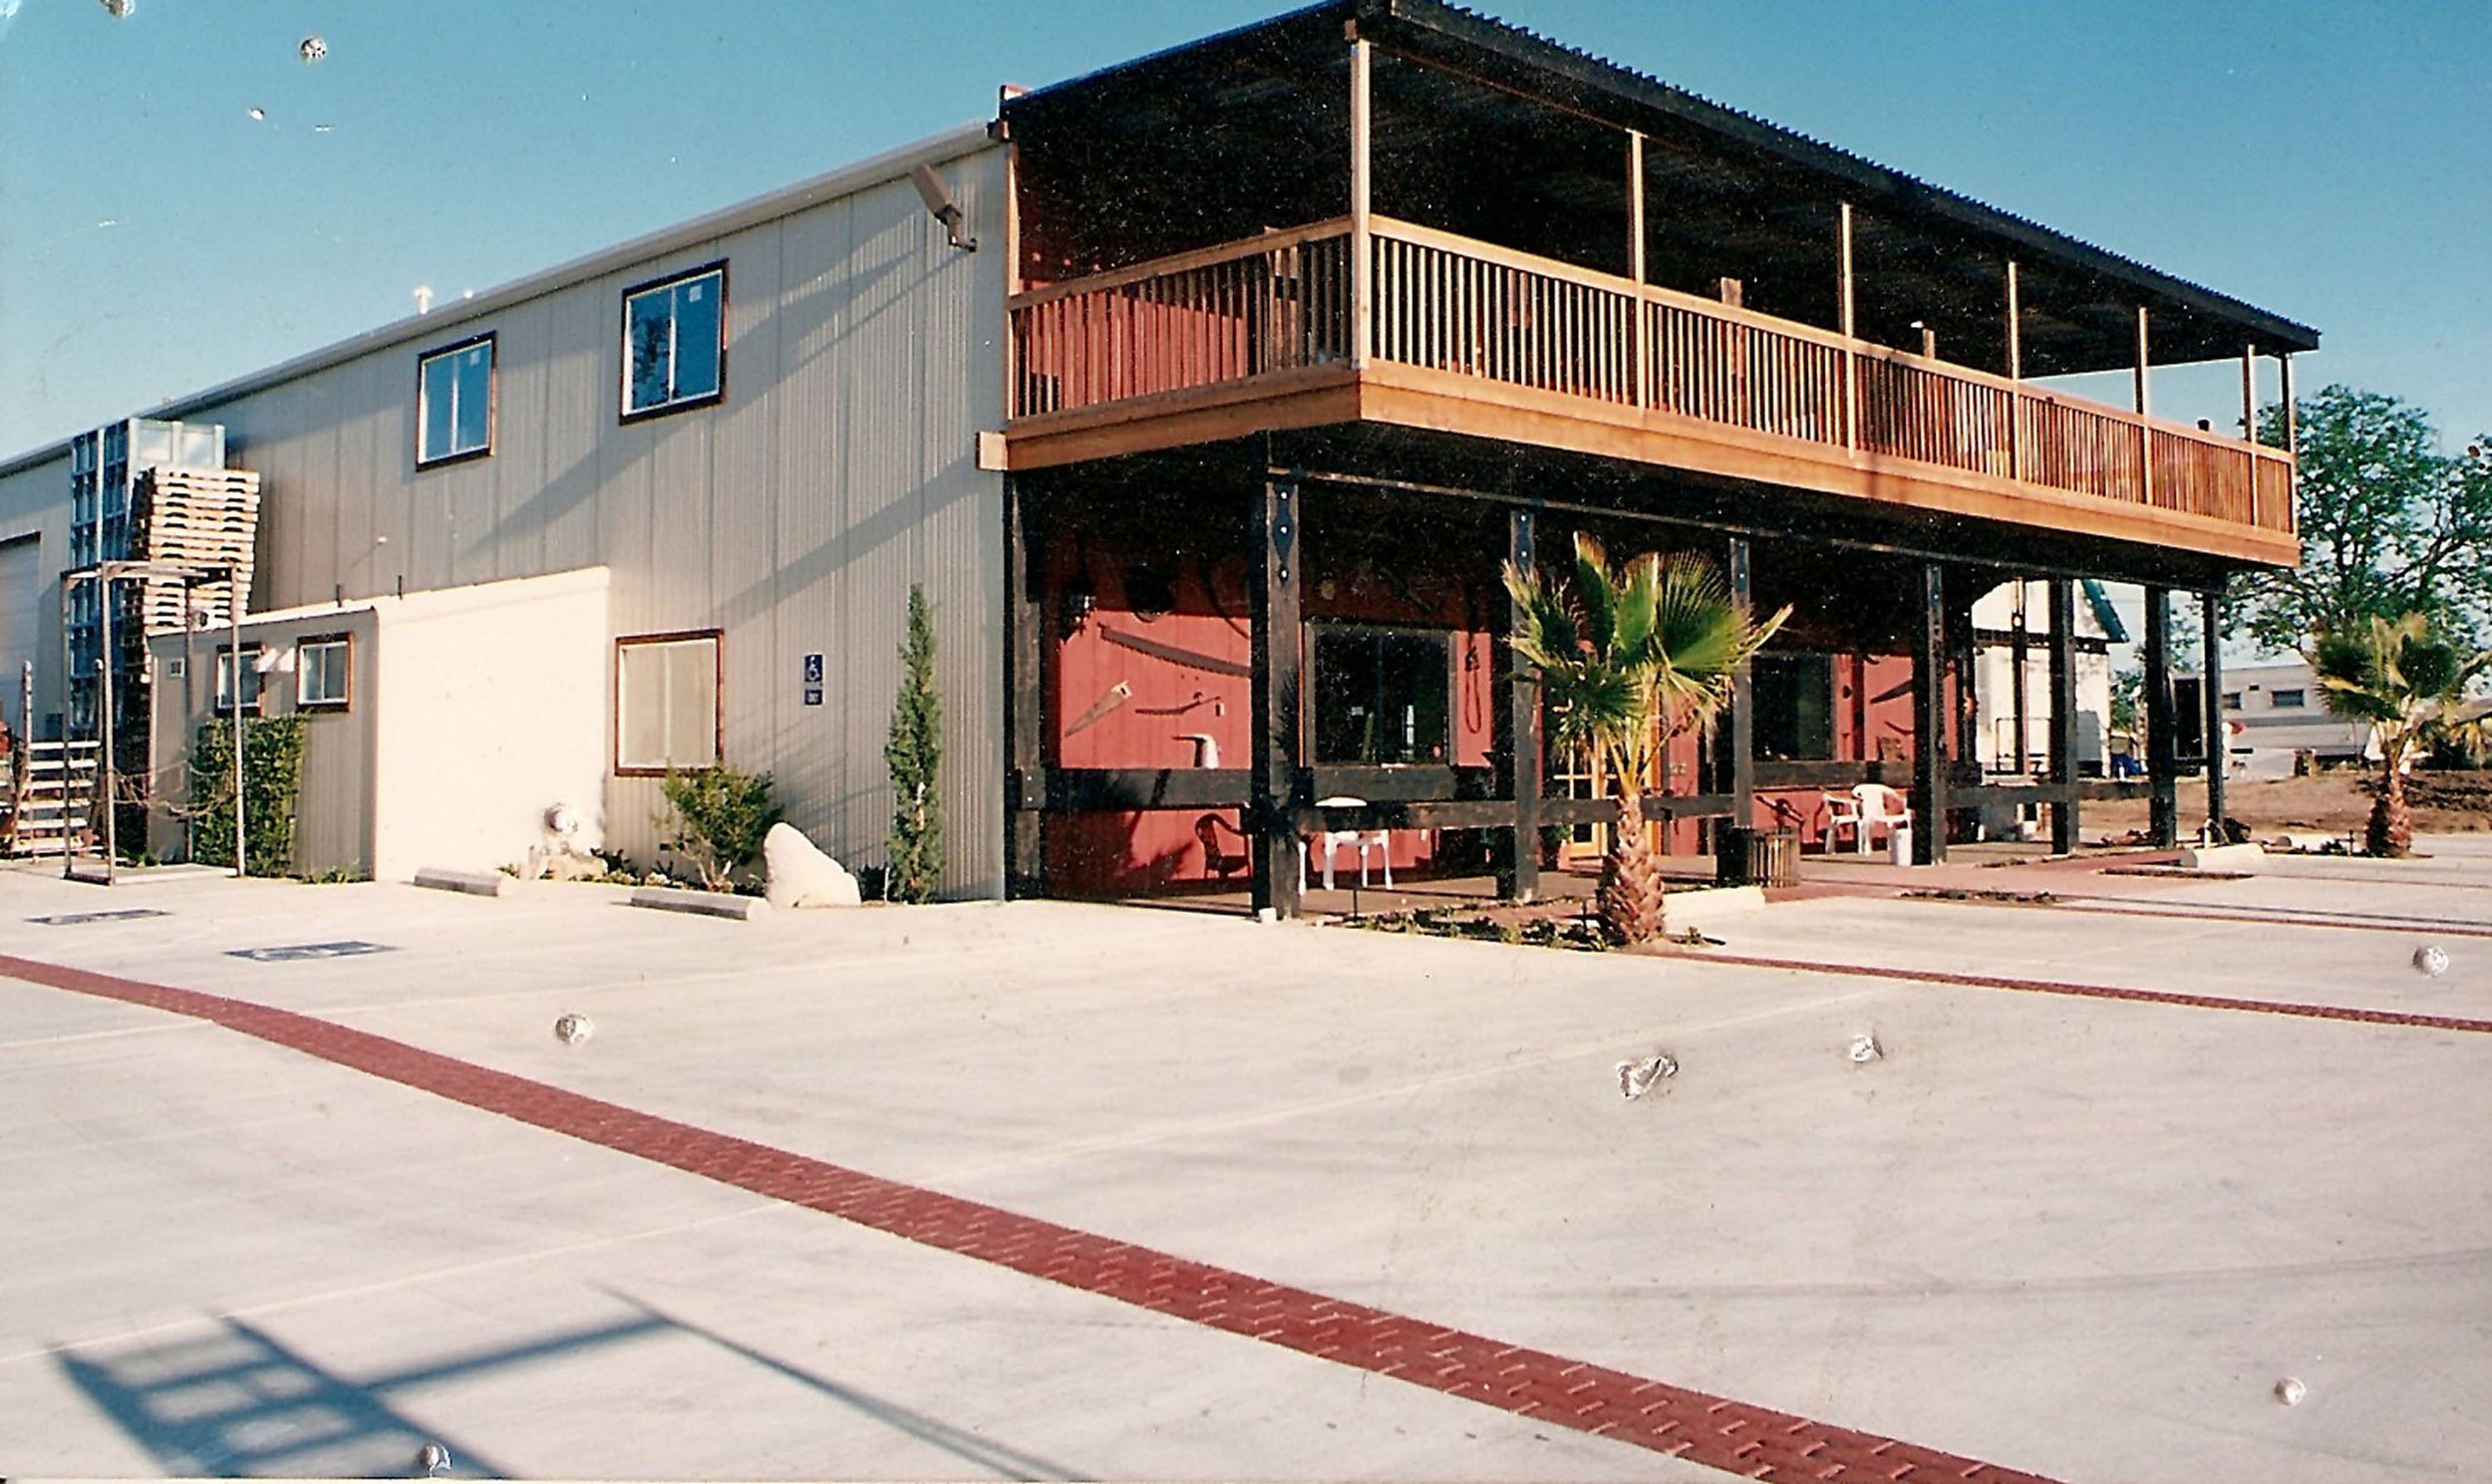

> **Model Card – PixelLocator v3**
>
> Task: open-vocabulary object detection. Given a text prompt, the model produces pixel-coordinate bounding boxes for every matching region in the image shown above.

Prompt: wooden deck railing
[1010,216,2296,536]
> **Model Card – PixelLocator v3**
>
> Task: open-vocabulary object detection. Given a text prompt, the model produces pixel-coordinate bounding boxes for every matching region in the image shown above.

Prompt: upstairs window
[418,335,495,466]
[2270,688,2307,709]
[298,636,351,712]
[616,631,722,774]
[2220,691,2244,710]
[622,263,726,420]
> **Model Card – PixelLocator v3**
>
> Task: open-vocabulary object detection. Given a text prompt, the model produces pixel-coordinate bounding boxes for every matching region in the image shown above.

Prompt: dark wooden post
[1495,506,1541,902]
[1725,534,1754,830]
[2048,577,2079,854]
[1003,475,1045,896]
[1250,471,1305,918]
[1911,561,1948,864]
[2143,584,2178,847]
[2200,588,2227,838]
[2009,580,2030,773]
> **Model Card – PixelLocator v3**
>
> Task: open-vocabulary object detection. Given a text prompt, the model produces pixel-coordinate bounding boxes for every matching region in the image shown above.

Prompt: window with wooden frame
[620,263,726,421]
[1750,653,1835,760]
[213,645,264,716]
[417,334,495,466]
[1312,625,1451,765]
[615,631,722,774]
[297,635,351,712]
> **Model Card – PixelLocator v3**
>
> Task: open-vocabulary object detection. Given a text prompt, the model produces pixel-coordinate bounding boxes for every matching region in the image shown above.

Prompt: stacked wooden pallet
[132,465,261,634]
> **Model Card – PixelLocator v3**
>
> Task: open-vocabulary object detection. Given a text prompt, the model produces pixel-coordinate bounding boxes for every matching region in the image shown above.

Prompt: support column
[2135,306,2154,509]
[1002,475,1044,897]
[1249,470,1305,918]
[1348,35,1374,372]
[1494,506,1541,902]
[1725,534,1754,830]
[2009,580,2030,773]
[2201,588,2227,838]
[2144,585,2178,847]
[2048,577,2079,855]
[1838,201,1858,450]
[2005,260,2024,477]
[2241,343,2259,442]
[1627,130,1648,407]
[1911,561,1948,865]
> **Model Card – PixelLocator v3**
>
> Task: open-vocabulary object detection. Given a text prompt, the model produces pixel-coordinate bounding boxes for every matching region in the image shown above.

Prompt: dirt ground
[2088,767,2492,836]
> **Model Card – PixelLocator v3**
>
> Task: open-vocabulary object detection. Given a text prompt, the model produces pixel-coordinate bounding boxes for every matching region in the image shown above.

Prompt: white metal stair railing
[8,740,101,857]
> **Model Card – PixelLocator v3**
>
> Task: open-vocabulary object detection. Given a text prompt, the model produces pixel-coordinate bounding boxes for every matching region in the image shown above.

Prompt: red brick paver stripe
[1666,949,2492,1035]
[0,951,2061,1484]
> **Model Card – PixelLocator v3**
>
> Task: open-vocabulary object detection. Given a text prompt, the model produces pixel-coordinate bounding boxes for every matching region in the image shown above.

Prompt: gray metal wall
[74,134,1012,894]
[0,455,71,739]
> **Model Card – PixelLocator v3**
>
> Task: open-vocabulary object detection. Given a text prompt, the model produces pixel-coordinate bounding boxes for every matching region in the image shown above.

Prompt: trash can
[1888,823,1914,866]
[1716,825,1799,888]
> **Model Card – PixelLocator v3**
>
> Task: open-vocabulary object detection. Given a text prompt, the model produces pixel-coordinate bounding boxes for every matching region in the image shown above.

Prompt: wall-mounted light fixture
[910,163,978,251]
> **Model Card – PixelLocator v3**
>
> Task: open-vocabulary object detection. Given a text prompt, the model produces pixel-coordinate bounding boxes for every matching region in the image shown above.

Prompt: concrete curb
[2178,842,2267,871]
[630,885,771,921]
[413,867,514,898]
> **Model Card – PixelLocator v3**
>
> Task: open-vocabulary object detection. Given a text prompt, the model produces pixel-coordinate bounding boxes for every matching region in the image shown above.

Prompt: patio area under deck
[1004,215,2300,568]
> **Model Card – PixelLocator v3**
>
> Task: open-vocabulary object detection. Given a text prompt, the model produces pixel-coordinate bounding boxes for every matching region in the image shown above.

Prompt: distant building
[2183,658,2368,780]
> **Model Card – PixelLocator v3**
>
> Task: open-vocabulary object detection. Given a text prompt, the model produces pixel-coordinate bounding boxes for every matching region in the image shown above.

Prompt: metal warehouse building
[0,0,2315,910]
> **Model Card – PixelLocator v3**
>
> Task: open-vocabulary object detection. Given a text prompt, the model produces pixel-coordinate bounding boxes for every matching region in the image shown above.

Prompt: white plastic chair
[1302,795,1392,891]
[1826,783,1911,855]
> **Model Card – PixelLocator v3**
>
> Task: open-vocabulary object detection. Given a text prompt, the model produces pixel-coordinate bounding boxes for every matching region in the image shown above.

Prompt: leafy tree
[884,583,945,902]
[2236,387,2492,651]
[660,763,781,891]
[2309,612,2489,857]
[1506,534,1786,944]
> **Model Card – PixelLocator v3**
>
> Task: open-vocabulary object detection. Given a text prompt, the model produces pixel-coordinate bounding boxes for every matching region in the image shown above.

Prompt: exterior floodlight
[909,163,977,251]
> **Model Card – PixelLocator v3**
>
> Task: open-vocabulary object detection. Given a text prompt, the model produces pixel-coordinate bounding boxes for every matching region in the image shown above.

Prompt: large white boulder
[765,821,862,909]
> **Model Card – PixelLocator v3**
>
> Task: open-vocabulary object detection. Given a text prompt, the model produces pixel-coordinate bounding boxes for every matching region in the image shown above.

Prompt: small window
[621,264,726,420]
[2220,691,2244,711]
[214,646,264,716]
[418,335,495,466]
[1751,653,1835,761]
[2270,688,2307,709]
[298,636,351,711]
[616,631,721,774]
[1313,626,1449,765]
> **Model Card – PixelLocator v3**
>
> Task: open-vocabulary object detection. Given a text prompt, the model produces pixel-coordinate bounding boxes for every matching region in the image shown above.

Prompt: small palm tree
[2309,612,2490,857]
[1506,533,1788,943]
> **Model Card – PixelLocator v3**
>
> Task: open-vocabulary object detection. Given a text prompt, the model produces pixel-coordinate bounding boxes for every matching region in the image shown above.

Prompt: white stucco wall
[369,568,611,882]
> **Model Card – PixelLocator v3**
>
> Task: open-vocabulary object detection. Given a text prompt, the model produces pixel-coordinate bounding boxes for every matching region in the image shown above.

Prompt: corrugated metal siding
[162,139,1009,894]
[0,454,71,735]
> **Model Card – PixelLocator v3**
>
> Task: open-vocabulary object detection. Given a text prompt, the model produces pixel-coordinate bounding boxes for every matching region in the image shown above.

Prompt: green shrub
[884,583,945,902]
[660,763,781,892]
[188,715,307,876]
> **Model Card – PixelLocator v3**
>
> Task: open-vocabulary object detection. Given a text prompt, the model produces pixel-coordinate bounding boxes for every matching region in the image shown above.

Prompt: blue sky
[3,0,2487,462]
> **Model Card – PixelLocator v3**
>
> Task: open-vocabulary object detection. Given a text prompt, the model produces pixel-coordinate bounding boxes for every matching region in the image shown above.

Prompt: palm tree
[2309,611,2490,857]
[1505,533,1788,943]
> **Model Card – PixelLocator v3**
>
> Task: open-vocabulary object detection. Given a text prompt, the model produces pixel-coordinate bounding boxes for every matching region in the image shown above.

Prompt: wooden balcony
[1005,217,2298,567]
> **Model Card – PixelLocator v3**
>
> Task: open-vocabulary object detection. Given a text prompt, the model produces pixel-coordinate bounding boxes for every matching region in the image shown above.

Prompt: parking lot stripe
[0,950,2061,1484]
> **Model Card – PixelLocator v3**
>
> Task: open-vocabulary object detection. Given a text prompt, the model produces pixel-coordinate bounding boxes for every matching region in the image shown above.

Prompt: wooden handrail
[1009,217,1354,310]
[1009,216,2295,534]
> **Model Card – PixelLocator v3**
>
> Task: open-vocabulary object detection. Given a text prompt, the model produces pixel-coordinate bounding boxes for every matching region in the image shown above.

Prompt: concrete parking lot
[3,842,2488,1481]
